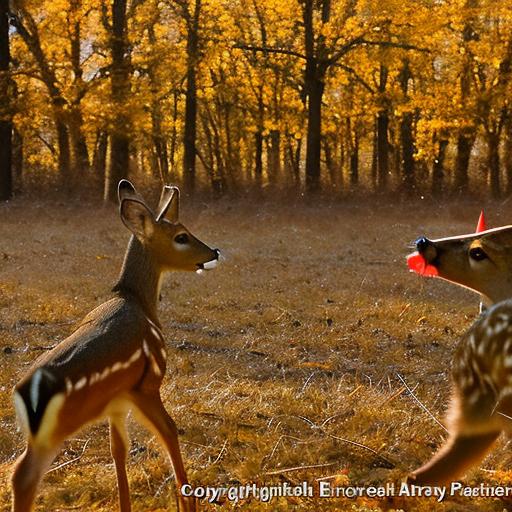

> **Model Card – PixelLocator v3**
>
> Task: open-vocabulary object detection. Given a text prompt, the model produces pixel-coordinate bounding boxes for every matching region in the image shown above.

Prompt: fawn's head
[408,225,512,304]
[118,180,219,272]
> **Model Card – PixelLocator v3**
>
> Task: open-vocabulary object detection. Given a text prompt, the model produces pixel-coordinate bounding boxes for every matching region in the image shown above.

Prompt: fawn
[407,216,512,484]
[11,180,219,512]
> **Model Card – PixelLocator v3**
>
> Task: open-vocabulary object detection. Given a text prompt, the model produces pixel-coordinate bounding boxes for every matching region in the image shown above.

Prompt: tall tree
[302,0,329,194]
[10,3,72,181]
[376,63,389,191]
[67,0,90,173]
[105,0,131,201]
[453,0,478,194]
[0,0,12,200]
[170,0,202,194]
[399,59,415,193]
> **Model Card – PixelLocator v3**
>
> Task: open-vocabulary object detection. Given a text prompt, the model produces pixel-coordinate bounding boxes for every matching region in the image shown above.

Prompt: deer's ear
[157,186,180,223]
[118,180,138,202]
[120,198,155,239]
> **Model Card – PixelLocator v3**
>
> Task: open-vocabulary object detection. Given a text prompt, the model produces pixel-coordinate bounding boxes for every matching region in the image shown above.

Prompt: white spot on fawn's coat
[111,362,123,373]
[150,326,162,340]
[30,369,44,412]
[150,353,162,376]
[129,348,142,363]
[74,377,87,391]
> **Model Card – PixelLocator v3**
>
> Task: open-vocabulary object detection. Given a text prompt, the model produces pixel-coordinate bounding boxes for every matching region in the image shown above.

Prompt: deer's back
[14,296,164,436]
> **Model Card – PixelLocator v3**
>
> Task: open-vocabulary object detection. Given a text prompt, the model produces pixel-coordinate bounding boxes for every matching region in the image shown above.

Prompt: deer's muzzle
[407,237,439,277]
[196,249,221,272]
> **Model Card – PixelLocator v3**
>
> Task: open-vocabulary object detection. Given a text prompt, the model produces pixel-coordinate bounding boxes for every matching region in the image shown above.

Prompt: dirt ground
[1,193,512,511]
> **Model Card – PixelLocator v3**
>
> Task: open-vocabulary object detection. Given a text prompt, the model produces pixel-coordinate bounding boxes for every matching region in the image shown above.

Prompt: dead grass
[1,195,512,511]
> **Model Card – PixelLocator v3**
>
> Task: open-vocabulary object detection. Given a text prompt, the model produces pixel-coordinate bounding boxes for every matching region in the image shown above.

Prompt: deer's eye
[174,233,189,244]
[469,247,488,261]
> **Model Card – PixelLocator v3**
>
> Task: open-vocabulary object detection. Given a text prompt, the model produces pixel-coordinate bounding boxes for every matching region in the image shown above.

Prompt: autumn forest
[0,0,511,200]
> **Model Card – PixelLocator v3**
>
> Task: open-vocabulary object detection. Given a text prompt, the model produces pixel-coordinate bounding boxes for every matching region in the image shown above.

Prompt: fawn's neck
[113,236,163,323]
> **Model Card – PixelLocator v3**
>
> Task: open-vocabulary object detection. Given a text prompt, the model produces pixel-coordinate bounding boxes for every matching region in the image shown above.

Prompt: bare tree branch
[334,63,375,93]
[234,43,307,60]
[235,38,430,69]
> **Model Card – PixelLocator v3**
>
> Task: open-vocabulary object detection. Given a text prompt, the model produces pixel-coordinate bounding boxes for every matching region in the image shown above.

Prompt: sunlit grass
[0,196,510,511]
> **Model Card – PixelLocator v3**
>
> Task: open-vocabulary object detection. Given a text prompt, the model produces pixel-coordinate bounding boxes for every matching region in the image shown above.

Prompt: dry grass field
[1,193,512,511]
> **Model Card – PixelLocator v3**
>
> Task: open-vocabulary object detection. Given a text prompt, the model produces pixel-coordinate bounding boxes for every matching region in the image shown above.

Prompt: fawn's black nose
[415,237,431,253]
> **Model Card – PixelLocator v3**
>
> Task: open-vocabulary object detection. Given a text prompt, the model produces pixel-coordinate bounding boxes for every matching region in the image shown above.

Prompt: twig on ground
[320,412,346,428]
[396,373,447,432]
[321,431,395,468]
[263,462,337,476]
[299,372,316,395]
[264,434,306,467]
[348,384,363,397]
[316,473,348,481]
[399,303,411,318]
[46,439,90,474]
[212,439,228,465]
[380,385,407,405]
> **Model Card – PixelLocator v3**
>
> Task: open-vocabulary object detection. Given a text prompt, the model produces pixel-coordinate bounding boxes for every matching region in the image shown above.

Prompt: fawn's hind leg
[409,430,499,485]
[11,442,59,512]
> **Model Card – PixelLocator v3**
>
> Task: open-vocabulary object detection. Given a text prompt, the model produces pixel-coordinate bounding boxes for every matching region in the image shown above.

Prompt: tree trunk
[454,0,478,195]
[12,128,23,190]
[285,136,301,188]
[305,77,324,193]
[151,105,169,182]
[105,0,130,202]
[324,138,337,188]
[56,119,71,181]
[377,112,389,190]
[254,130,263,187]
[488,130,501,198]
[377,64,389,191]
[93,130,108,176]
[505,120,512,195]
[268,129,281,185]
[303,0,330,194]
[454,131,473,193]
[432,138,448,196]
[254,88,265,189]
[399,61,415,194]
[10,7,71,181]
[0,0,12,200]
[183,0,201,195]
[350,132,359,187]
[400,112,415,193]
[169,90,179,177]
[69,109,89,173]
[69,9,89,174]
[371,118,378,190]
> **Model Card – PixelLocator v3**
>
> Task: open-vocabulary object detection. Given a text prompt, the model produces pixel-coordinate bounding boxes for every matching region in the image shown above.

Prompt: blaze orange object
[406,252,439,277]
[476,210,487,233]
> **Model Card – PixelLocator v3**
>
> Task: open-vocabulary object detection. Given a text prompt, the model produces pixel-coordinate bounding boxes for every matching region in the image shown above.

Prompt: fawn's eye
[174,233,189,244]
[469,247,487,261]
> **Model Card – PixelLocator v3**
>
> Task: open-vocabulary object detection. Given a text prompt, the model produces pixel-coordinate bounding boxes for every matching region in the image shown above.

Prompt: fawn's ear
[120,198,155,240]
[118,179,139,202]
[156,185,180,223]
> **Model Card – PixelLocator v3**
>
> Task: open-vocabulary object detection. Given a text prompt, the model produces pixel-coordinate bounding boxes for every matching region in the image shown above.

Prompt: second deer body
[408,223,512,484]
